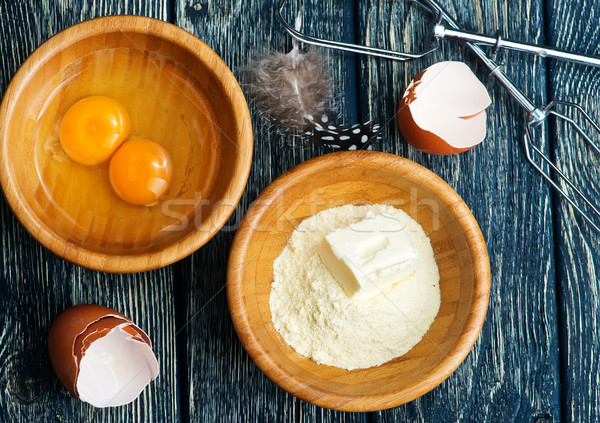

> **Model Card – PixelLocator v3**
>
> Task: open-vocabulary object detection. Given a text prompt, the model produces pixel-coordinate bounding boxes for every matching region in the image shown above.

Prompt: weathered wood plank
[545,1,600,422]
[175,0,367,421]
[6,0,597,421]
[356,0,561,421]
[0,1,178,422]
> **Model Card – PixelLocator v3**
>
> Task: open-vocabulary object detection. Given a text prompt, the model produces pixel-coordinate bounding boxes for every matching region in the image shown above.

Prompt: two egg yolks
[59,96,173,206]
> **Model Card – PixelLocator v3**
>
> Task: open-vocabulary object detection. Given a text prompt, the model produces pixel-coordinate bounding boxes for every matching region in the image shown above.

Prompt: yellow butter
[317,211,418,299]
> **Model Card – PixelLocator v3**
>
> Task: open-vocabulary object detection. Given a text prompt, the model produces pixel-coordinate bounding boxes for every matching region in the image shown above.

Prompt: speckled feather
[305,115,382,150]
[245,9,381,150]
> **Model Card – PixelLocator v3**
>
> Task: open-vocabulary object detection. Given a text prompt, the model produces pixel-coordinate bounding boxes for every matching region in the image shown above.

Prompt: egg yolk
[109,139,173,206]
[60,96,130,165]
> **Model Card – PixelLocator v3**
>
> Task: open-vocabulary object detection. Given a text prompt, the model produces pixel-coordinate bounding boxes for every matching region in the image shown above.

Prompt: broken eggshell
[398,61,492,155]
[48,304,159,408]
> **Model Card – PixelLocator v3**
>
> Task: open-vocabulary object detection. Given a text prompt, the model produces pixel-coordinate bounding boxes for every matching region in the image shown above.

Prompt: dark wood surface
[1,0,598,422]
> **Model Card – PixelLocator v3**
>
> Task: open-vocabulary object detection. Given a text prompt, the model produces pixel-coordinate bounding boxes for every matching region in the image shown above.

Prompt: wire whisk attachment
[277,0,440,61]
[524,101,600,232]
[278,0,600,232]
[278,0,600,68]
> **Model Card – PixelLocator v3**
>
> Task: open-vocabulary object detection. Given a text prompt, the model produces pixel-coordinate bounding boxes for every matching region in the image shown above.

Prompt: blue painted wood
[544,1,600,422]
[0,1,179,423]
[355,0,561,422]
[1,0,597,421]
[174,0,366,421]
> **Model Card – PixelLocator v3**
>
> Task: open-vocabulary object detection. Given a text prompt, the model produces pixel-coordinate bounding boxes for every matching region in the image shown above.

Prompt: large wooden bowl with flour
[227,151,490,411]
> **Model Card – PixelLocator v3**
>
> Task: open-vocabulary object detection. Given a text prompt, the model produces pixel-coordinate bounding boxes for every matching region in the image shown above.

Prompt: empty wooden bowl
[227,151,490,411]
[0,16,252,272]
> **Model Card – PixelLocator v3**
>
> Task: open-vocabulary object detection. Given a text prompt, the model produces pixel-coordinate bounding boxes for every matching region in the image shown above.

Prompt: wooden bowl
[0,16,252,272]
[227,151,490,411]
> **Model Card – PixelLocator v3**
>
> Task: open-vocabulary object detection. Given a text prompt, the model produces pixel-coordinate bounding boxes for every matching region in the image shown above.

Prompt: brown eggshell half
[47,304,150,396]
[397,61,491,155]
[397,104,480,155]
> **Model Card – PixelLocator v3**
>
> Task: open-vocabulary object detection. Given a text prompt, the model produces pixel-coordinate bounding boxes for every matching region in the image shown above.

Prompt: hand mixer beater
[278,0,600,232]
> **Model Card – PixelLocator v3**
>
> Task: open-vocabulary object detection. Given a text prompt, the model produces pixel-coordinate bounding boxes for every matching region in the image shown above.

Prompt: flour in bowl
[269,204,440,370]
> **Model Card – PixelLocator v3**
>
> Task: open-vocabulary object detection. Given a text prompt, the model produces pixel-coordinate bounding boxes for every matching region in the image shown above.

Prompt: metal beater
[278,0,600,232]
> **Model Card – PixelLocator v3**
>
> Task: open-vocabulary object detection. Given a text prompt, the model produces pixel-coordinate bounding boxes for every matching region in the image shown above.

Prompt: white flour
[269,204,441,370]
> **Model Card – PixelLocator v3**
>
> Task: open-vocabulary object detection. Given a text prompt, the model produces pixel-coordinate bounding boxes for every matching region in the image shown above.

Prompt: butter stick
[317,212,418,299]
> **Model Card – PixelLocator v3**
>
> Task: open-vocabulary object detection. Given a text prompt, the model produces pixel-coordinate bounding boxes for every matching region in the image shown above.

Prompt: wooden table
[1,0,599,422]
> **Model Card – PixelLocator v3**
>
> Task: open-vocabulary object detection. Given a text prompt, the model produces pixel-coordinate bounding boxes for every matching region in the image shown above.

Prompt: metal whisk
[278,0,600,232]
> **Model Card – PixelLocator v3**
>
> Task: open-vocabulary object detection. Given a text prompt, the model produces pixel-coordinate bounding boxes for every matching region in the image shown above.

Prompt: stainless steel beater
[278,0,600,232]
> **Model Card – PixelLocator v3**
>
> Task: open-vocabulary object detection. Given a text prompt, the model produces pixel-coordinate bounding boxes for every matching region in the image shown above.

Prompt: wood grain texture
[175,0,367,421]
[0,1,179,422]
[356,0,561,421]
[2,0,598,422]
[545,0,600,422]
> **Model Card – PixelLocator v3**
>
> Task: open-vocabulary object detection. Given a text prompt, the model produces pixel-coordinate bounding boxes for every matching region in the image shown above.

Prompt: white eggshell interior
[76,323,159,408]
[406,61,492,148]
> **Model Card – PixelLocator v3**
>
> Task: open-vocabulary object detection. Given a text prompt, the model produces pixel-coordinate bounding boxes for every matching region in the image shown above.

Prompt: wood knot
[186,2,208,18]
[5,352,54,404]
[533,413,554,423]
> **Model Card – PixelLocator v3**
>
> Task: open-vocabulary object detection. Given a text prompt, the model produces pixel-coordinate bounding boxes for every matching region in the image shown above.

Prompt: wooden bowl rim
[227,150,490,411]
[0,15,253,272]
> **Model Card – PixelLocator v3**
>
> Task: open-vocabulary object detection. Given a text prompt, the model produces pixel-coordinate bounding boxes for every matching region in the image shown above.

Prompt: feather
[245,7,333,131]
[245,8,383,151]
[245,50,333,130]
[305,115,382,150]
